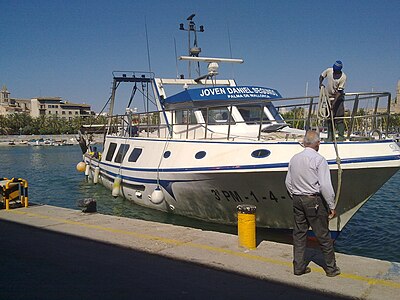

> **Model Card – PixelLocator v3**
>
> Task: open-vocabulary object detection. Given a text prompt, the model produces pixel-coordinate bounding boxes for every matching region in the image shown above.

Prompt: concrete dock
[1,205,399,299]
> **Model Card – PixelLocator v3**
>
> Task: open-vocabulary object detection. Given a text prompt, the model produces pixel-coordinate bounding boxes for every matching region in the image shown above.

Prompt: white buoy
[93,167,100,184]
[112,176,121,197]
[85,164,90,177]
[150,187,164,204]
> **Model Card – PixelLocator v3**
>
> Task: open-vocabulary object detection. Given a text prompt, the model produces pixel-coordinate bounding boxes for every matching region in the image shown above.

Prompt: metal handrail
[104,91,393,141]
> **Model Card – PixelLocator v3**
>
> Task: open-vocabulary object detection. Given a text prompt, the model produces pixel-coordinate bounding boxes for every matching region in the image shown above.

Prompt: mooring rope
[318,87,343,231]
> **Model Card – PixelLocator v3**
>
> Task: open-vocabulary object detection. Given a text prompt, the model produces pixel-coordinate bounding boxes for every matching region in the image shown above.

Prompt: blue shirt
[285,147,336,209]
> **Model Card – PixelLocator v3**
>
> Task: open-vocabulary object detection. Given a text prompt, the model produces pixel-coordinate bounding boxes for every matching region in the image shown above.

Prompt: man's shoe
[294,267,311,276]
[326,267,341,277]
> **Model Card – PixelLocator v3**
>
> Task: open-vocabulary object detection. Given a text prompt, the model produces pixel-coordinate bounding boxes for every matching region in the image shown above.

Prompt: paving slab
[1,204,399,299]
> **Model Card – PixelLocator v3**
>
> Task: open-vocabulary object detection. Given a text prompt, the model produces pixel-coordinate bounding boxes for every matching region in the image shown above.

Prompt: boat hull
[84,136,400,234]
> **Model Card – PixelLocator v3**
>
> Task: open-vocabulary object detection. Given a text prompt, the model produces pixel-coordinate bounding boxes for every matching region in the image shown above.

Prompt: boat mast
[179,14,204,79]
[107,78,118,133]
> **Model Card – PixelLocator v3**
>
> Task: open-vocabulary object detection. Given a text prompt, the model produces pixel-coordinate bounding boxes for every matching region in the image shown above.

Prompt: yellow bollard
[237,204,257,250]
[5,198,10,210]
[22,179,29,207]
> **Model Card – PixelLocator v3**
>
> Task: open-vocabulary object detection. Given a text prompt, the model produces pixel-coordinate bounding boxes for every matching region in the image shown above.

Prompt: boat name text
[199,86,279,98]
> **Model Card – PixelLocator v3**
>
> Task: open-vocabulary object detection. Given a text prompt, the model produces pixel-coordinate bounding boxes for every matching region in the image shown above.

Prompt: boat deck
[1,204,399,299]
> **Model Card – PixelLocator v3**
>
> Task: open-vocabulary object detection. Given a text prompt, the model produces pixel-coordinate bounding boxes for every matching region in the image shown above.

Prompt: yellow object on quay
[1,177,29,210]
[237,204,256,250]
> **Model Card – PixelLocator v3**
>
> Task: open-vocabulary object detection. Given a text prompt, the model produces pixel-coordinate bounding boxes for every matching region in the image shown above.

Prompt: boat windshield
[200,107,235,125]
[237,103,284,124]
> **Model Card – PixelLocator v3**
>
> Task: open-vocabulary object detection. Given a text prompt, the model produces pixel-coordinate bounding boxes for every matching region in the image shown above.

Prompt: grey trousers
[292,195,337,273]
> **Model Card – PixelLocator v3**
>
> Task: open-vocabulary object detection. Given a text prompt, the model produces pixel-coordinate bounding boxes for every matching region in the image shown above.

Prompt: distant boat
[27,138,54,146]
[28,138,43,146]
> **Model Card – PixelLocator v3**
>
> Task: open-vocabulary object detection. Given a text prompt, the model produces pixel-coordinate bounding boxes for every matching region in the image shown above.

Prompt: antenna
[174,37,179,78]
[145,16,152,72]
[227,22,234,78]
[178,15,243,83]
[179,14,204,78]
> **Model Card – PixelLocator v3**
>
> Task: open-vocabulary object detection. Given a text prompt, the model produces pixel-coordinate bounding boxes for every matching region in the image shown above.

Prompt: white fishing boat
[81,15,400,238]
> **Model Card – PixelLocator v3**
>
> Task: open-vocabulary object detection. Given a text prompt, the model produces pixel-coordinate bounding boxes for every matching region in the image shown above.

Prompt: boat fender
[112,176,122,198]
[84,164,90,177]
[76,161,86,172]
[150,187,164,204]
[93,167,100,184]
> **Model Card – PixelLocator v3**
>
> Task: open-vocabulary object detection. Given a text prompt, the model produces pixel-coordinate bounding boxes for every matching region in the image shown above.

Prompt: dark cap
[333,60,343,71]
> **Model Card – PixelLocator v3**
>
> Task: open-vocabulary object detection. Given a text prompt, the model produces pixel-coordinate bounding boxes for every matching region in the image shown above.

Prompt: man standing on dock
[319,60,347,141]
[285,130,341,277]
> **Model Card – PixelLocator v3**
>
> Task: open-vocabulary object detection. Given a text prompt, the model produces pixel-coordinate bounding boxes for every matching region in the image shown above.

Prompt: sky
[1,0,399,113]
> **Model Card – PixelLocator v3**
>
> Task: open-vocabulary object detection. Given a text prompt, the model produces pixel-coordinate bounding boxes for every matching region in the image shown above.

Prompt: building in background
[0,85,30,115]
[391,80,400,114]
[30,97,92,119]
[0,86,94,119]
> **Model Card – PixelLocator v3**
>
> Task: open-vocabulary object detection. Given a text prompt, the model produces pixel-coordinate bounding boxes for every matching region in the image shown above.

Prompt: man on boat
[285,130,341,277]
[319,60,347,141]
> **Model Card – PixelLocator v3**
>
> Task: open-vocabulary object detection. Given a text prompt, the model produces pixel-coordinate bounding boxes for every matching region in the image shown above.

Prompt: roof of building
[60,102,91,108]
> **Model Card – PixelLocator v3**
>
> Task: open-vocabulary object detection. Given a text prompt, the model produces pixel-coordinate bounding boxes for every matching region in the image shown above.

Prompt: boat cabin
[162,85,288,140]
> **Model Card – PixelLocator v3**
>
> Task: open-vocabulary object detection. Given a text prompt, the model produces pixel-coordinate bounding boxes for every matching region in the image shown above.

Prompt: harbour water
[1,144,399,262]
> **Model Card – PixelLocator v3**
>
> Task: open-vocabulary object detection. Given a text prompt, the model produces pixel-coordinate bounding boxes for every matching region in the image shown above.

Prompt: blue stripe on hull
[98,154,400,173]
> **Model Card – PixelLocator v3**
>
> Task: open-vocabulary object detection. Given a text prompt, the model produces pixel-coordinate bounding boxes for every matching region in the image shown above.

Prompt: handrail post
[146,111,150,137]
[170,110,174,139]
[227,105,233,140]
[306,97,314,130]
[204,107,209,139]
[348,94,359,139]
[185,109,190,139]
[373,96,379,131]
[385,93,391,137]
[257,103,264,140]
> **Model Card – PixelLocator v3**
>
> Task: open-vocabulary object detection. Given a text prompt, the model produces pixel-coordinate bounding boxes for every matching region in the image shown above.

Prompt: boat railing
[105,91,393,141]
[276,91,392,140]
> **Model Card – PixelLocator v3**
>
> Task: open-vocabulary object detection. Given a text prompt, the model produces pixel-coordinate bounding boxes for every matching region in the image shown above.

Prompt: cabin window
[237,104,285,125]
[115,144,130,163]
[175,110,197,125]
[251,149,271,158]
[237,105,268,124]
[128,148,143,162]
[105,143,118,161]
[195,151,206,159]
[200,107,234,125]
[163,151,171,158]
